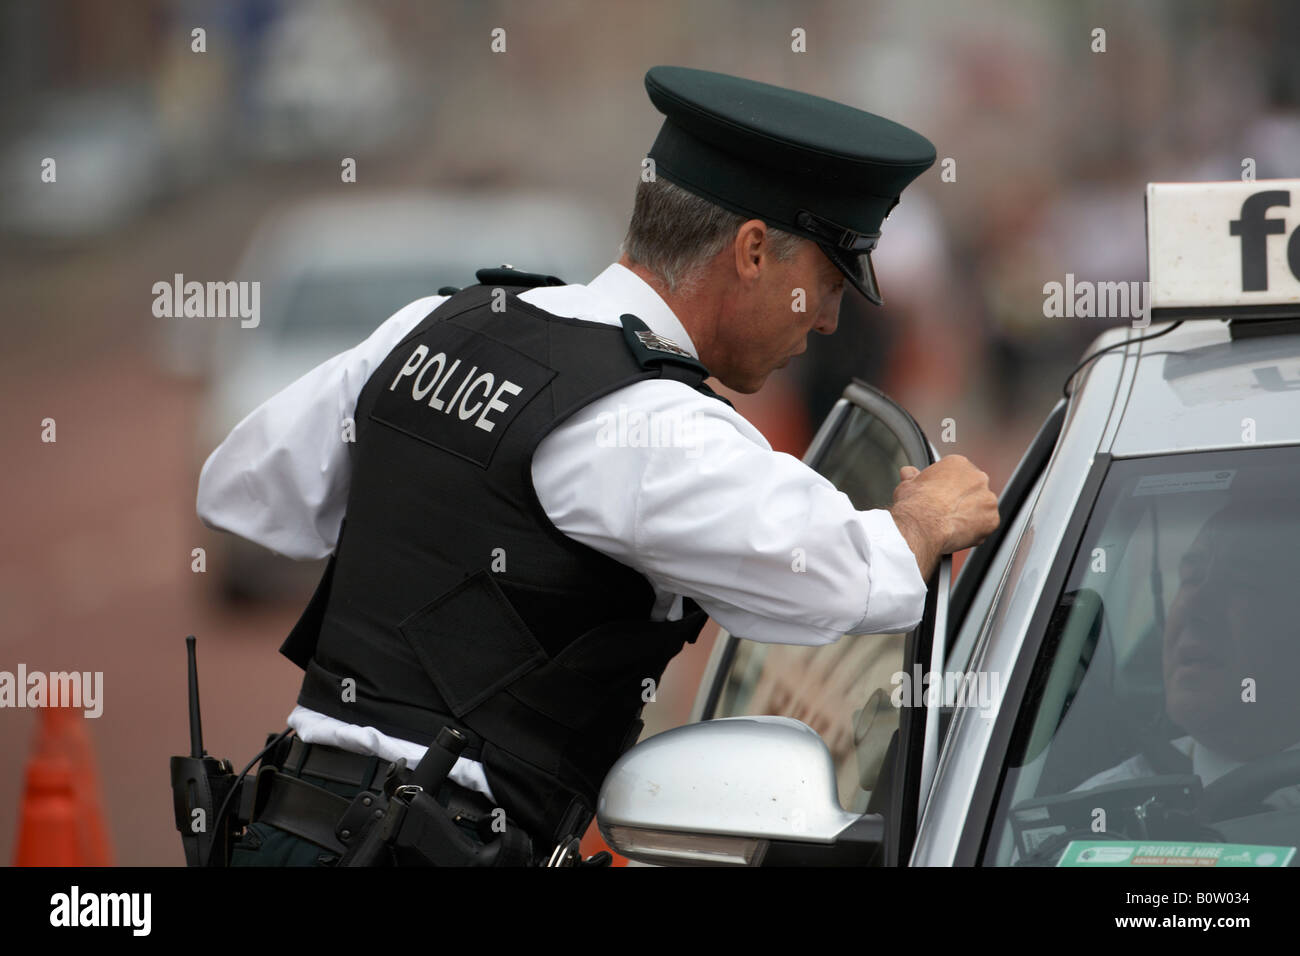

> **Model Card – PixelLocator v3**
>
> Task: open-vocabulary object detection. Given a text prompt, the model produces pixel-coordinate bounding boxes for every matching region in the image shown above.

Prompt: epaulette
[619,312,709,377]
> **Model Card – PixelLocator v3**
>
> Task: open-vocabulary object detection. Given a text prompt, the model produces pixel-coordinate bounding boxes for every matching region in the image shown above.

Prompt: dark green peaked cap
[643,65,936,305]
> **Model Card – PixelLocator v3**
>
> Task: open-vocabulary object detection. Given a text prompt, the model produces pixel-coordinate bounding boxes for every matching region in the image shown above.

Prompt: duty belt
[251,739,533,861]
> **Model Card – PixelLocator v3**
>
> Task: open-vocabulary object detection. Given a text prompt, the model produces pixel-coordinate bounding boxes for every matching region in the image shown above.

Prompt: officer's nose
[814,297,841,335]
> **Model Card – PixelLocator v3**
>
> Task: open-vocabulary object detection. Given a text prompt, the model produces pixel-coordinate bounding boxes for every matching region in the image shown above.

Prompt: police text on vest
[389,344,523,433]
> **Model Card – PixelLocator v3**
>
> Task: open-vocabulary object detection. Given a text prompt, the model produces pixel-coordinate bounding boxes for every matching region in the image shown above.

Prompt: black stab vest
[280,271,725,845]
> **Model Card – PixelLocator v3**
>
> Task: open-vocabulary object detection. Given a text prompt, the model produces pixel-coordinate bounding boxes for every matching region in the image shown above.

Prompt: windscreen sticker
[1057,840,1295,867]
[1132,470,1236,497]
[1021,825,1067,855]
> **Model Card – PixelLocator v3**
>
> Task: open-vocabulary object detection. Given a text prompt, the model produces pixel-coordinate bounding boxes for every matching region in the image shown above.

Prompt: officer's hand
[889,455,999,580]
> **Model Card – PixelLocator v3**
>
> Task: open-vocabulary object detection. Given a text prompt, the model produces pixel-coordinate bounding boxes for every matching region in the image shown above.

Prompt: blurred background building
[0,0,1296,864]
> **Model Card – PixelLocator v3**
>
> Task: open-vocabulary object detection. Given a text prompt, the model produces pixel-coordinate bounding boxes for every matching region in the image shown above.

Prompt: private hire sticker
[1132,470,1236,497]
[1057,841,1296,867]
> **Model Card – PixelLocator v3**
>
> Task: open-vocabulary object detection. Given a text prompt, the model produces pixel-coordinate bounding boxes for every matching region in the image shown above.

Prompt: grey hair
[619,176,808,294]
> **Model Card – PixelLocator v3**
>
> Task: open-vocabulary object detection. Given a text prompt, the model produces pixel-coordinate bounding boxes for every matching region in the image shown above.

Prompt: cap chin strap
[794,209,885,306]
[794,209,880,252]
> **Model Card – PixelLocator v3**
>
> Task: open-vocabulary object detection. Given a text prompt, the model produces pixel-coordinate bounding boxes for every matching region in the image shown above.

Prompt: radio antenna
[186,635,204,759]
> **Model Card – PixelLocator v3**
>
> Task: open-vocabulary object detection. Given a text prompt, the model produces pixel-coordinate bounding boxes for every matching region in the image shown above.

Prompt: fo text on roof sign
[1146,179,1300,319]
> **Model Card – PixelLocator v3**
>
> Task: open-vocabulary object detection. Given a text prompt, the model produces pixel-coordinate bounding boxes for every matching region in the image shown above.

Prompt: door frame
[688,379,952,865]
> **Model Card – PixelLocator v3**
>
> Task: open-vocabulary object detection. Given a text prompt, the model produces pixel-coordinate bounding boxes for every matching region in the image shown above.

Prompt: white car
[598,179,1300,868]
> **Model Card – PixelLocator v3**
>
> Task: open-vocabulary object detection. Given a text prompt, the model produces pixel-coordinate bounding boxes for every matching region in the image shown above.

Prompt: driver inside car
[1072,493,1300,810]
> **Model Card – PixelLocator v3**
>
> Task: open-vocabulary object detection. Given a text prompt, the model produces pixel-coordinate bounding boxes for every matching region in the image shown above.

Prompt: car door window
[947,401,1064,672]
[702,381,947,859]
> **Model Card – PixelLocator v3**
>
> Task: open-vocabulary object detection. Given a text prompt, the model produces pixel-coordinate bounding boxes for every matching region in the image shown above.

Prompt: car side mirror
[597,716,885,866]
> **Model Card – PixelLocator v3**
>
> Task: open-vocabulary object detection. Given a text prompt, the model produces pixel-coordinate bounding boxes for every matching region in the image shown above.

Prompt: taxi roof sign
[1147,179,1300,320]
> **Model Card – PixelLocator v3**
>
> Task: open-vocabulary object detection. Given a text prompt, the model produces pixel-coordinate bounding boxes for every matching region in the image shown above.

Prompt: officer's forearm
[887,504,943,582]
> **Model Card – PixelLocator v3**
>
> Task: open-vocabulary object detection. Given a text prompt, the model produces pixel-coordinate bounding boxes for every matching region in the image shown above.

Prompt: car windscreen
[983,446,1300,867]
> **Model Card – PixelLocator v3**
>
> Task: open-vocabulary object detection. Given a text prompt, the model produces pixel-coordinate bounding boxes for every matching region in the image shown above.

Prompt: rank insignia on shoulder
[619,313,708,375]
[635,329,692,359]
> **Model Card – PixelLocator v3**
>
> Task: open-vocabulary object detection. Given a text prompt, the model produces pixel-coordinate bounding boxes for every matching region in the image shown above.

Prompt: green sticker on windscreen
[1057,841,1295,867]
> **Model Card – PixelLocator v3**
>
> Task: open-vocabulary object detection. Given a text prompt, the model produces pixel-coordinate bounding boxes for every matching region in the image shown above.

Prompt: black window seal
[947,399,1066,654]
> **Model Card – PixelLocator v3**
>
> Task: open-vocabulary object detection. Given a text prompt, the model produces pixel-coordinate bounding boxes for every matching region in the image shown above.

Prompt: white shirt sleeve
[197,297,927,646]
[195,294,447,560]
[531,378,928,646]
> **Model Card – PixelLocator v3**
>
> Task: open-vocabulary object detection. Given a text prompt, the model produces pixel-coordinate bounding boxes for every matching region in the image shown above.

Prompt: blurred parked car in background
[193,189,620,600]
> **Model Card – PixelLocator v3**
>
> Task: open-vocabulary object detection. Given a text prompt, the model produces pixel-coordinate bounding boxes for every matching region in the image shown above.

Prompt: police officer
[196,65,1000,866]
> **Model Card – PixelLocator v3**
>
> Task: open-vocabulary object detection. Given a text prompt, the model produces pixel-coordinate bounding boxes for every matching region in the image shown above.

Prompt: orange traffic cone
[13,706,114,866]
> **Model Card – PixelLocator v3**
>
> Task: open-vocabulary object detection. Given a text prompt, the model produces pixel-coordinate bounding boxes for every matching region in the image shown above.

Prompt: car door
[688,379,952,866]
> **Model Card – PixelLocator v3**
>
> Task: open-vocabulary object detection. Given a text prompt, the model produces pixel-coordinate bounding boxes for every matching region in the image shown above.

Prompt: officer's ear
[733,220,772,277]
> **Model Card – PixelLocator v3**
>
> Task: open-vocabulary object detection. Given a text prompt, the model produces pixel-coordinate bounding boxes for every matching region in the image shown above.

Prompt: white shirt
[196,262,928,803]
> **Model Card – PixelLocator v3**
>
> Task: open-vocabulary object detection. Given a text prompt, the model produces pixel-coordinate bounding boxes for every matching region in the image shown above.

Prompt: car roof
[1074,319,1300,457]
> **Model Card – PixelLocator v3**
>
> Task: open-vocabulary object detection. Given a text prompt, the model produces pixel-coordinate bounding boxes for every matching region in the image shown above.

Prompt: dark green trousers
[229,770,365,867]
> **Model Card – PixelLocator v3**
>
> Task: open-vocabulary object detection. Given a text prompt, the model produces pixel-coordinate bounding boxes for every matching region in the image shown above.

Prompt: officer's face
[717,227,843,393]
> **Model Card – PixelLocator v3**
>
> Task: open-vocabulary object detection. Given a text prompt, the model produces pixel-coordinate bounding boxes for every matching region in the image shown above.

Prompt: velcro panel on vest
[398,571,548,717]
